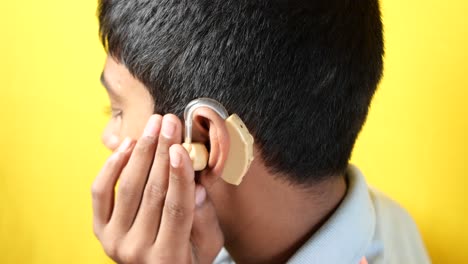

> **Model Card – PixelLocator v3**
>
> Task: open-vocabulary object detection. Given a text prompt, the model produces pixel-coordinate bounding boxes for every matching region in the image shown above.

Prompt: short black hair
[98,0,384,185]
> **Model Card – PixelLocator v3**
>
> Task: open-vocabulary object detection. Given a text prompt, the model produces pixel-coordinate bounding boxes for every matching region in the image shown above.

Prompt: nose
[101,125,120,152]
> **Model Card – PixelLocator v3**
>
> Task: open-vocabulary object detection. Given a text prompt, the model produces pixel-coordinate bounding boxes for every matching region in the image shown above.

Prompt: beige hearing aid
[183,98,254,185]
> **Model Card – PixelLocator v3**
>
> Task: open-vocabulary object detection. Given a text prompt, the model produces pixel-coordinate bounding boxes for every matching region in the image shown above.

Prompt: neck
[210,163,347,264]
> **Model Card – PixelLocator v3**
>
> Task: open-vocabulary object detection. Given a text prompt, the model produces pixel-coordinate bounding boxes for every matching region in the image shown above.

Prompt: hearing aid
[183,98,254,185]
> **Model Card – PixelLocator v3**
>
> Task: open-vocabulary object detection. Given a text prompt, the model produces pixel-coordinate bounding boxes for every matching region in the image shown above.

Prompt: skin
[94,56,350,263]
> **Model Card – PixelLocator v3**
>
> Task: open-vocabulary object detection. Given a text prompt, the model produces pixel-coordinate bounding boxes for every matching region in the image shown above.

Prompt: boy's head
[98,0,384,185]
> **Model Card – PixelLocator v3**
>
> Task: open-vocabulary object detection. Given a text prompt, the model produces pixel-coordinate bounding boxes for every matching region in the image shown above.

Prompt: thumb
[191,185,224,264]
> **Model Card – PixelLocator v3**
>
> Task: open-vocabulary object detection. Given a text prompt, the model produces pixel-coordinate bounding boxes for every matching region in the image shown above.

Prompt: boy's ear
[189,107,230,187]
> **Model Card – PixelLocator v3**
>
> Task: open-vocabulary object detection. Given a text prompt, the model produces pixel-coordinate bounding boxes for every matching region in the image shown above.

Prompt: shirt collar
[287,164,376,264]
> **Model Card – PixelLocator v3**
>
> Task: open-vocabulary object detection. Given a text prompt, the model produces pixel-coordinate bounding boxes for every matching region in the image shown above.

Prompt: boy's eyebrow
[100,72,121,99]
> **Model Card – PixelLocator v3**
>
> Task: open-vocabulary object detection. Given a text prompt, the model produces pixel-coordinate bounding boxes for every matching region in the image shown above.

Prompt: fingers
[190,185,225,264]
[110,115,162,232]
[93,113,224,264]
[131,115,182,242]
[155,144,196,252]
[91,138,135,237]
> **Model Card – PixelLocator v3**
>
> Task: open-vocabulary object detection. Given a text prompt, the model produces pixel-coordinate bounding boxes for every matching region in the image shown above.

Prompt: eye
[104,105,123,119]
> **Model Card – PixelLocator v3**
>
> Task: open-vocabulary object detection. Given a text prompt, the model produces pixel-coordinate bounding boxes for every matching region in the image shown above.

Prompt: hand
[91,114,224,264]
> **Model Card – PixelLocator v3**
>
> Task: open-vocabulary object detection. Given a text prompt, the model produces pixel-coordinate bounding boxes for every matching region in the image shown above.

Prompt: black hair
[98,0,384,185]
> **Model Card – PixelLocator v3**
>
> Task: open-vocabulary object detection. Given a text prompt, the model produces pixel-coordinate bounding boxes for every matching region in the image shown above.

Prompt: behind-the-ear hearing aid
[183,98,254,185]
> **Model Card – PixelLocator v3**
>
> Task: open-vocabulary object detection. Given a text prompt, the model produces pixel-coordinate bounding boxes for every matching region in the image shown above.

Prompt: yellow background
[0,0,466,263]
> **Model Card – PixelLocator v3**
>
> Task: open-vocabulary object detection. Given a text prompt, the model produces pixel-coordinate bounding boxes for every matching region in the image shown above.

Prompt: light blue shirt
[214,165,430,264]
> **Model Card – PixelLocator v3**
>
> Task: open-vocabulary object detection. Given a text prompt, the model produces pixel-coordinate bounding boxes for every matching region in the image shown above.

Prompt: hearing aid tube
[184,98,229,144]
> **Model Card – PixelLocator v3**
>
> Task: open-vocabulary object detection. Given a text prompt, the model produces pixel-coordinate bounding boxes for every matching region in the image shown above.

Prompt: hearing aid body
[183,98,254,185]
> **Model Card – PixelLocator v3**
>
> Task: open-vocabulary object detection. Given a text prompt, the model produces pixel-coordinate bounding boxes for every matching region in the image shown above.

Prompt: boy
[91,0,430,263]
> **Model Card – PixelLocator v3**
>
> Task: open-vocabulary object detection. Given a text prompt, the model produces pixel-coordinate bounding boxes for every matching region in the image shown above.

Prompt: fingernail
[195,186,206,207]
[170,147,182,168]
[162,118,176,138]
[118,137,132,152]
[144,115,160,137]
